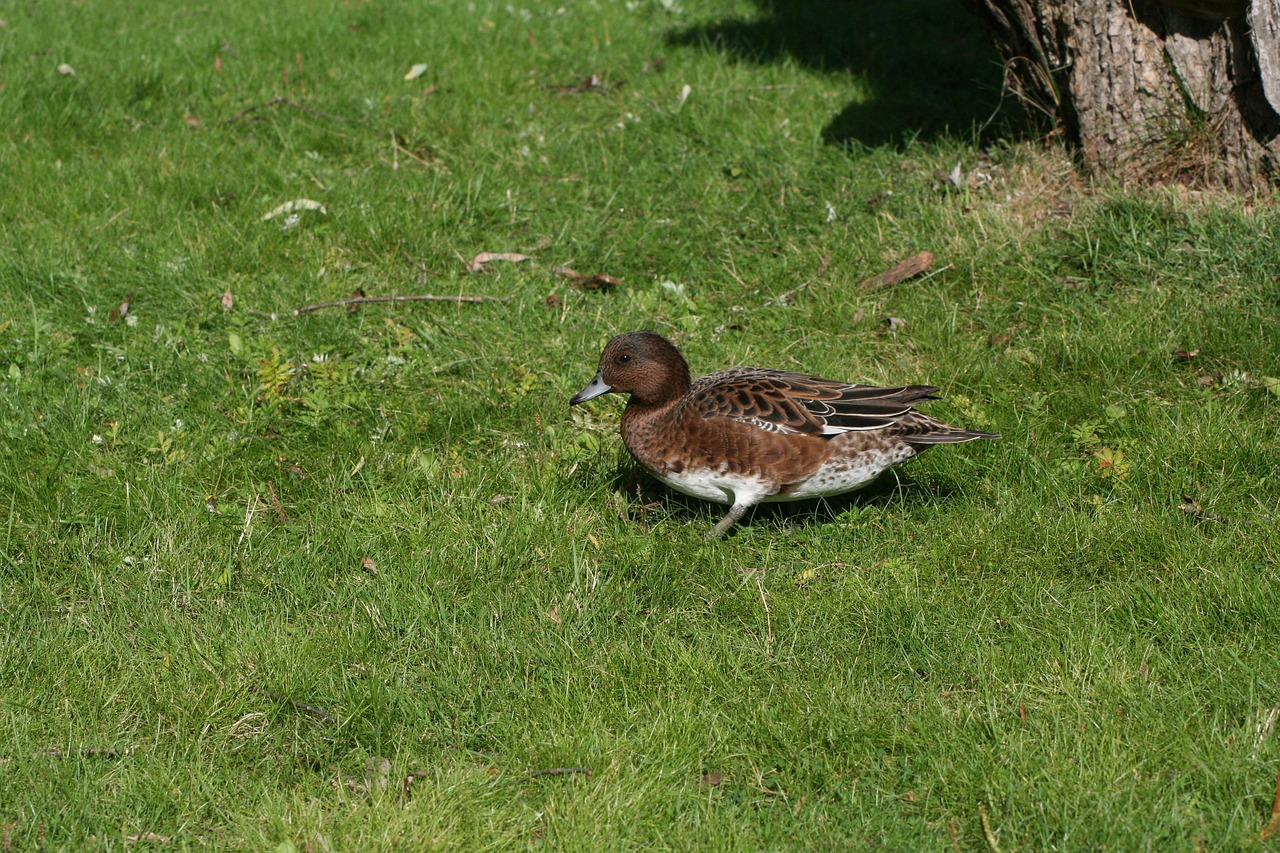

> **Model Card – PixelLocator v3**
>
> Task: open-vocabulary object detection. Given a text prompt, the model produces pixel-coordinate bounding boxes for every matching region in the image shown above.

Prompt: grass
[2,0,1279,849]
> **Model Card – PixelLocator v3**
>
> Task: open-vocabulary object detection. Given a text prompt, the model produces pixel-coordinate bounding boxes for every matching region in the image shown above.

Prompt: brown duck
[570,331,999,538]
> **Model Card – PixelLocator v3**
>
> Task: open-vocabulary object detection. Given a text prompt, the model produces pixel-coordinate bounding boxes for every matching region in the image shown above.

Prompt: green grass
[2,0,1279,849]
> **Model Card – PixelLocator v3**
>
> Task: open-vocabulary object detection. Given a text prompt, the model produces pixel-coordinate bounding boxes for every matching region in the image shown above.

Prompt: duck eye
[618,354,630,363]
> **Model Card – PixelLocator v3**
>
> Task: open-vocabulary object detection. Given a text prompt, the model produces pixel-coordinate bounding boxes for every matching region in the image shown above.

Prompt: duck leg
[707,502,752,540]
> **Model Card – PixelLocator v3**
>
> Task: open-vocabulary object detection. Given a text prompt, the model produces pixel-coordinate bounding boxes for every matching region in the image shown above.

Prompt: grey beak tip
[569,374,611,406]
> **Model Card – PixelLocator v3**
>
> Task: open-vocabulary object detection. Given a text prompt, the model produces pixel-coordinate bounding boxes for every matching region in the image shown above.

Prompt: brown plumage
[570,331,999,538]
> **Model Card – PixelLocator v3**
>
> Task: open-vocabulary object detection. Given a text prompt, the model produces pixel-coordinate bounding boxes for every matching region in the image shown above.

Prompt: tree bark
[960,0,1280,189]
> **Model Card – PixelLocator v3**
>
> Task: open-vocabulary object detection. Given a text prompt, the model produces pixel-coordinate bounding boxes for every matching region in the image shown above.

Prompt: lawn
[2,0,1279,849]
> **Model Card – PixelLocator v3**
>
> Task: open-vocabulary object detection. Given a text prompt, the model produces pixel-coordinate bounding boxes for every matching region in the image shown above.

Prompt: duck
[569,331,999,539]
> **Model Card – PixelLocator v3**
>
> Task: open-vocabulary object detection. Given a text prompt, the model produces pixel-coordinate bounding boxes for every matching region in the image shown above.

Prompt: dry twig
[294,293,508,315]
[1,746,133,764]
[979,803,1001,853]
[249,685,335,722]
[222,96,349,125]
[266,480,288,522]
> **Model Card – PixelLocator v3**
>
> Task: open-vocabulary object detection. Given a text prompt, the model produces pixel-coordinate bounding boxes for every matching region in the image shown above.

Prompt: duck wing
[684,368,940,437]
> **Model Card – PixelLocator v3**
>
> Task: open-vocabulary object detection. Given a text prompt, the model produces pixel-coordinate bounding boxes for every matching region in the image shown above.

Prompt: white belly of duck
[654,447,914,507]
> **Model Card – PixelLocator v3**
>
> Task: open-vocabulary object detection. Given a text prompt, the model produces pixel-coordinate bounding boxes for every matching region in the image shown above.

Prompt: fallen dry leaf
[1178,495,1226,523]
[883,316,907,332]
[815,252,832,278]
[276,456,308,478]
[700,771,725,789]
[1261,769,1280,841]
[57,63,76,76]
[184,113,201,128]
[365,756,392,790]
[468,252,533,273]
[551,74,620,95]
[1172,348,1200,360]
[220,288,234,311]
[544,293,564,310]
[859,251,934,292]
[125,832,172,845]
[108,293,133,323]
[361,556,378,575]
[261,199,326,221]
[546,604,561,624]
[490,494,512,506]
[552,266,620,290]
[990,322,1027,348]
[404,63,429,81]
[347,287,367,313]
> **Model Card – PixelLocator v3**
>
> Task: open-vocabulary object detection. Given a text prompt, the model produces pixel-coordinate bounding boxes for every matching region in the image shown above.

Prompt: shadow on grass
[610,463,956,537]
[666,0,1020,148]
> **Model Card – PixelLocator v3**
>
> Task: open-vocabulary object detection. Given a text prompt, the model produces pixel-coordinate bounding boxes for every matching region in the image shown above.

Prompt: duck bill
[569,373,612,406]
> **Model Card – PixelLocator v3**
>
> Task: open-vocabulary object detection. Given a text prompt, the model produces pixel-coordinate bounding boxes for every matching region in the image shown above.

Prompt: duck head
[569,331,692,407]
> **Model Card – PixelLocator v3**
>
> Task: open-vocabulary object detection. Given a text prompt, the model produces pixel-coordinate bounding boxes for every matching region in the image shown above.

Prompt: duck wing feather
[682,368,940,437]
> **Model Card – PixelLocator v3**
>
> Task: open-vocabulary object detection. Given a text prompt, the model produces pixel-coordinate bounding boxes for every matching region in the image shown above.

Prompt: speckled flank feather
[570,331,999,538]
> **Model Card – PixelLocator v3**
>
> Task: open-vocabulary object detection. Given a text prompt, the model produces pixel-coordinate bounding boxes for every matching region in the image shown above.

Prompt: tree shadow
[666,0,1019,149]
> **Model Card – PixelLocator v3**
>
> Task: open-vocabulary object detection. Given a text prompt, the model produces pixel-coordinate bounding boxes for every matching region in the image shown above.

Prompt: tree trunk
[960,0,1280,189]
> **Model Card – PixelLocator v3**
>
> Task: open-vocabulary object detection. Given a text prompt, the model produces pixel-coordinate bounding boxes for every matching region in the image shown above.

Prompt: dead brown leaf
[700,771,725,789]
[546,604,561,624]
[865,189,893,210]
[468,252,534,273]
[361,556,378,575]
[552,266,620,290]
[1261,769,1280,841]
[544,293,564,310]
[859,251,934,292]
[1178,495,1226,523]
[401,770,430,798]
[1172,348,1200,360]
[551,74,621,95]
[990,322,1027,347]
[266,481,288,522]
[220,288,234,311]
[125,831,172,845]
[815,252,832,278]
[108,293,133,323]
[391,131,442,168]
[184,114,201,128]
[883,316,907,332]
